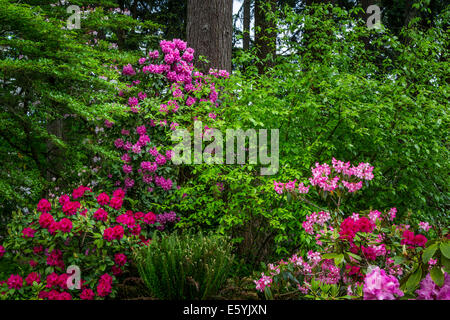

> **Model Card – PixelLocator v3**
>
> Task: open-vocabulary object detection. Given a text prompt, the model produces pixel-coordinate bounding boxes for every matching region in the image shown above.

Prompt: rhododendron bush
[0,186,175,300]
[81,39,229,214]
[254,159,450,300]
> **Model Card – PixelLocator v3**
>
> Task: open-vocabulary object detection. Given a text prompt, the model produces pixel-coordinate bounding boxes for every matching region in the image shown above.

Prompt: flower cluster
[415,272,450,300]
[274,158,374,195]
[257,160,446,300]
[363,267,404,300]
[0,186,171,300]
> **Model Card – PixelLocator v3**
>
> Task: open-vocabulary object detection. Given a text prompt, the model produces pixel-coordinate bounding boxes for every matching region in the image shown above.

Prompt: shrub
[135,231,234,299]
[80,39,230,215]
[0,186,172,300]
[253,159,450,300]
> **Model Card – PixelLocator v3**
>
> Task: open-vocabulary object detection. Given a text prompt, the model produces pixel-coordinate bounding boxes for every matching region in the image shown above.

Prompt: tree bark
[186,0,233,73]
[254,0,277,74]
[243,0,251,50]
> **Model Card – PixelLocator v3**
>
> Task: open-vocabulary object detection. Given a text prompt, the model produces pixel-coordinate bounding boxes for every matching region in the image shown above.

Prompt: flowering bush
[82,39,229,215]
[254,159,450,300]
[0,186,176,300]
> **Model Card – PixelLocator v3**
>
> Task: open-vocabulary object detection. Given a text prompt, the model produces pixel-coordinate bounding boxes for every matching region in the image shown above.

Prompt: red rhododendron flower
[103,228,115,241]
[7,274,23,289]
[143,212,156,224]
[414,234,427,247]
[58,195,70,206]
[93,208,108,222]
[62,201,81,216]
[39,213,54,229]
[80,288,95,300]
[25,272,40,286]
[57,291,72,300]
[58,218,73,233]
[109,197,123,210]
[37,199,52,213]
[97,192,110,206]
[72,186,91,199]
[114,253,127,266]
[96,273,113,297]
[112,188,125,199]
[22,227,36,238]
[113,225,124,239]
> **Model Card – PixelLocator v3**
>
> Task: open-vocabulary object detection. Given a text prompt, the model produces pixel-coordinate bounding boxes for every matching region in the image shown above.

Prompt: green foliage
[0,0,136,220]
[135,231,234,299]
[225,4,449,221]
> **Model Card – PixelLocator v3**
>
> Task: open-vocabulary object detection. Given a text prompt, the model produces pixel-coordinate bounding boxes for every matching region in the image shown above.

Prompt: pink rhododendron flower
[419,222,432,232]
[363,267,403,300]
[254,273,272,292]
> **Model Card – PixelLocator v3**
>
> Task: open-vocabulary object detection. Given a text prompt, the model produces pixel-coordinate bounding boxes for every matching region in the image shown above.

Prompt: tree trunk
[186,0,233,73]
[254,0,277,74]
[243,0,251,50]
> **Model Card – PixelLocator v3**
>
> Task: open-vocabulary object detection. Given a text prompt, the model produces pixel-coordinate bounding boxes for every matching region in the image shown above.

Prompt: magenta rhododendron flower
[72,186,91,199]
[58,194,70,206]
[22,227,36,238]
[122,63,136,76]
[114,253,127,266]
[25,272,40,286]
[0,245,5,258]
[109,197,123,210]
[96,192,110,206]
[80,288,95,300]
[143,212,156,224]
[7,274,23,289]
[37,198,52,213]
[254,273,272,292]
[58,218,72,233]
[62,201,81,216]
[97,274,113,297]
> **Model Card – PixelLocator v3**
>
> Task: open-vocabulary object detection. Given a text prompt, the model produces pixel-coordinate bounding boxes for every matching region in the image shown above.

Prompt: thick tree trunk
[186,0,233,73]
[243,0,251,50]
[254,0,277,74]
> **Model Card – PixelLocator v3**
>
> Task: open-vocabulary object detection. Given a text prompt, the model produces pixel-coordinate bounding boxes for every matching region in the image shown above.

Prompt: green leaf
[347,252,362,261]
[405,265,422,292]
[422,243,438,264]
[440,242,450,259]
[393,256,405,265]
[430,267,444,287]
[442,255,450,274]
[334,254,344,266]
[322,253,340,259]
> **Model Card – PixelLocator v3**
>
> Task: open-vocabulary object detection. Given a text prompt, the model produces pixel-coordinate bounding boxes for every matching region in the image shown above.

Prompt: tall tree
[186,0,233,73]
[254,0,277,73]
[243,0,252,50]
